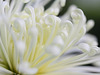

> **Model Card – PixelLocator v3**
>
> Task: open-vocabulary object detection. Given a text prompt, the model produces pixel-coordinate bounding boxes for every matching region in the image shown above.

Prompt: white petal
[53,35,64,46]
[46,45,61,56]
[86,20,95,31]
[18,62,38,74]
[0,67,13,74]
[78,43,90,52]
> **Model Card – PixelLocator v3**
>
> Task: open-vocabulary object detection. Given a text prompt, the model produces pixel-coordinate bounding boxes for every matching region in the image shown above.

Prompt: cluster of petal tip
[0,0,100,75]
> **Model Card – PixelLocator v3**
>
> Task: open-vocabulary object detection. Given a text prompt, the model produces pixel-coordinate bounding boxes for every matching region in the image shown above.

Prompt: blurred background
[59,0,100,46]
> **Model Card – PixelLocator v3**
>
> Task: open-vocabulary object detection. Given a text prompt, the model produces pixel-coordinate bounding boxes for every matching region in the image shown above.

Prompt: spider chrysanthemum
[0,0,100,75]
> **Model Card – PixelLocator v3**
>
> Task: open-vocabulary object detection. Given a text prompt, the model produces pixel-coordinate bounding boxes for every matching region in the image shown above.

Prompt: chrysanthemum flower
[0,0,100,75]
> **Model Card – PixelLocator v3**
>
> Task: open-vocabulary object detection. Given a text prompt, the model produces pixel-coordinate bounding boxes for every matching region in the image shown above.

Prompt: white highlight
[46,45,61,56]
[53,35,64,46]
[78,43,90,52]
[16,41,26,55]
[18,62,38,74]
